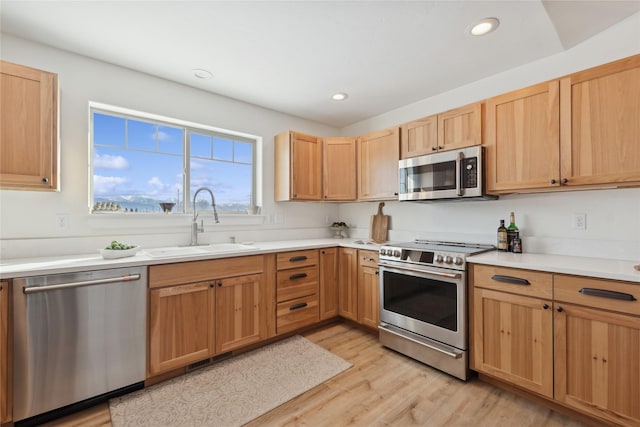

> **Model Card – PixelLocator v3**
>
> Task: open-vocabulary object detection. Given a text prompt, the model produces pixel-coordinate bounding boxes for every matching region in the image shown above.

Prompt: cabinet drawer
[472,265,552,299]
[555,274,640,316]
[276,249,318,270]
[276,294,319,334]
[276,266,318,302]
[359,250,379,268]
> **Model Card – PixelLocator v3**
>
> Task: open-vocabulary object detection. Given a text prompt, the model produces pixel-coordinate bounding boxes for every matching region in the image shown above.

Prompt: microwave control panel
[462,157,478,189]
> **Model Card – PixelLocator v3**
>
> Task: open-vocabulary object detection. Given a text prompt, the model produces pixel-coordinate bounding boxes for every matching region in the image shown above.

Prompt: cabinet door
[291,132,322,200]
[338,247,358,320]
[319,248,339,320]
[357,127,400,200]
[0,61,58,190]
[560,55,640,187]
[323,137,356,200]
[216,273,263,354]
[485,81,560,193]
[0,281,7,424]
[437,103,482,152]
[554,303,640,425]
[358,264,380,329]
[149,282,214,375]
[400,115,438,158]
[473,288,553,398]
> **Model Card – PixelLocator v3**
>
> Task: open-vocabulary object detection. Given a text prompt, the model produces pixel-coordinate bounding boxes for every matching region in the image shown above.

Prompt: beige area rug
[109,335,352,427]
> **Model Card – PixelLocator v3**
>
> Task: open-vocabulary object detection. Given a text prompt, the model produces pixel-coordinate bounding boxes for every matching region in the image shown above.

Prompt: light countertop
[468,251,640,283]
[0,238,382,279]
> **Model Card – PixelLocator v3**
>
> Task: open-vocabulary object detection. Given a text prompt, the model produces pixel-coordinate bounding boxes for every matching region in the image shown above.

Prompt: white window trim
[88,101,263,228]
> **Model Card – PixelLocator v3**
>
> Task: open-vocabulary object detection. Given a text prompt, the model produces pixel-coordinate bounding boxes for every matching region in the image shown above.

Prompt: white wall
[0,34,341,258]
[338,12,640,262]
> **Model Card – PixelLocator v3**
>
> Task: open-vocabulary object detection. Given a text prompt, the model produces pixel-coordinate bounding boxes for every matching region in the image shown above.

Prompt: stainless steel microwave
[398,146,496,201]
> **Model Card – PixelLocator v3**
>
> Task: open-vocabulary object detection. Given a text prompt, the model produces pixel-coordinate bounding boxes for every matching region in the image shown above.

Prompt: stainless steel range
[378,240,494,380]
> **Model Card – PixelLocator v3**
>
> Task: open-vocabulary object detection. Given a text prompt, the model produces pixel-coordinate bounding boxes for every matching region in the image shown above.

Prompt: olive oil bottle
[507,212,519,252]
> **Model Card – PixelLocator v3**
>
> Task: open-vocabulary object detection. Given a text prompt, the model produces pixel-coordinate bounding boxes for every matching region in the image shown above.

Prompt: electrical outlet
[56,213,70,231]
[572,213,586,230]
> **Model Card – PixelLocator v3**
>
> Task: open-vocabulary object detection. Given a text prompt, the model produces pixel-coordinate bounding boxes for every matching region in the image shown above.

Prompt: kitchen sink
[144,243,258,258]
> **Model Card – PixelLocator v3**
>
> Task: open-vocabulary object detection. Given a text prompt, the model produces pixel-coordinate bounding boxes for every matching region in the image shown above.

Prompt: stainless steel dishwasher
[13,266,147,424]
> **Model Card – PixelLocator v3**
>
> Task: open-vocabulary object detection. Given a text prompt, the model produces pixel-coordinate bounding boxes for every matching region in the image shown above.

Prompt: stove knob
[435,254,444,263]
[380,248,387,256]
[454,257,463,266]
[445,256,453,264]
[393,250,401,258]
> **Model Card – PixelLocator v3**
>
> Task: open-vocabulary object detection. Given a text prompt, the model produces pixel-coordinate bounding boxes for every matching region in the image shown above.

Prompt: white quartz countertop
[468,251,640,283]
[0,238,382,279]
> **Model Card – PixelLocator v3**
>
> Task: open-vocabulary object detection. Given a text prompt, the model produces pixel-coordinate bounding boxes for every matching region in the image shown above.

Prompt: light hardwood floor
[43,322,584,427]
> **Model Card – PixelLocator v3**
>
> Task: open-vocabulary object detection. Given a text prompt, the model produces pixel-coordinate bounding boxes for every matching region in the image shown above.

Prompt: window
[90,104,258,215]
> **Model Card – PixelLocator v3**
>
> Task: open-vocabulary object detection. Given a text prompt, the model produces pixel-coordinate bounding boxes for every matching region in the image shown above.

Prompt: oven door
[379,262,467,350]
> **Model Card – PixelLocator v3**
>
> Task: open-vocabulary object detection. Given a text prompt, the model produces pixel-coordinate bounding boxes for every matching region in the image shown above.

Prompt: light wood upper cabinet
[400,103,481,159]
[485,81,560,193]
[323,137,356,201]
[357,127,400,200]
[471,265,554,398]
[319,247,339,320]
[560,55,640,187]
[275,131,322,201]
[338,247,358,321]
[400,115,438,158]
[438,102,482,152]
[149,281,215,375]
[0,61,58,191]
[0,281,8,424]
[357,250,380,330]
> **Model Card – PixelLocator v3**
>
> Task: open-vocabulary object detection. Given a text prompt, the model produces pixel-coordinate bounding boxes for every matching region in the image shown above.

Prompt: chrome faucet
[190,187,219,246]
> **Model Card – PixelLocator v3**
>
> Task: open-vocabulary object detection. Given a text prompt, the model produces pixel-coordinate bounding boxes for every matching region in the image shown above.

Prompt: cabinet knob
[542,303,549,310]
[556,306,563,312]
[42,177,49,183]
[210,283,215,288]
[218,282,223,287]
[438,146,443,150]
[431,147,437,151]
[550,179,557,184]
[562,178,569,184]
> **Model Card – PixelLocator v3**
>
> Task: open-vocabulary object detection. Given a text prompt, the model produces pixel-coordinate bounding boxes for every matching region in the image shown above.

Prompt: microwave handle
[456,151,463,196]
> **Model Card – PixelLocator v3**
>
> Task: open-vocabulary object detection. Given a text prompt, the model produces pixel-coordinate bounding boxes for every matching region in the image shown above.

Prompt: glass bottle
[497,219,508,252]
[507,212,519,252]
[512,231,522,253]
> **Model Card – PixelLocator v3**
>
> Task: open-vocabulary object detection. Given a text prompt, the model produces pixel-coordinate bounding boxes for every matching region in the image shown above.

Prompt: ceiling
[2,1,639,128]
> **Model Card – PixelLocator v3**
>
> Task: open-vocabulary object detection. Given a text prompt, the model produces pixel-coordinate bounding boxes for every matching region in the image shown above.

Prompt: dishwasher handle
[23,274,141,294]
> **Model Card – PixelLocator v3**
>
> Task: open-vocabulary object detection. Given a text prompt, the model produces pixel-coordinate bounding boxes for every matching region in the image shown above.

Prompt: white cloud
[157,130,170,141]
[94,175,127,195]
[95,154,129,169]
[148,176,164,188]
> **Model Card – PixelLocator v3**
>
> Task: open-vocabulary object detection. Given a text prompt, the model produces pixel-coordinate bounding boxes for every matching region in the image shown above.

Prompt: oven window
[405,161,456,193]
[383,270,458,331]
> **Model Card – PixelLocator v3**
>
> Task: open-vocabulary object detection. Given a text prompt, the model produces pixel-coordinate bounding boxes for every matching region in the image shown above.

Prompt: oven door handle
[380,263,462,279]
[379,324,462,359]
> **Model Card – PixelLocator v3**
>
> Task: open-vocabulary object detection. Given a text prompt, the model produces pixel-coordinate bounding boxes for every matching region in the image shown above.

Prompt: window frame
[89,102,261,217]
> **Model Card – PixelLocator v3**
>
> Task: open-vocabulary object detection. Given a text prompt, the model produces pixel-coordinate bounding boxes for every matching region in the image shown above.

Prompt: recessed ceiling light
[332,92,348,101]
[470,18,500,36]
[192,68,213,79]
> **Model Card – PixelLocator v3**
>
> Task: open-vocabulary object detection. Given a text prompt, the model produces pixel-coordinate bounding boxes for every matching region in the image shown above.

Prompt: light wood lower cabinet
[472,264,640,426]
[554,275,640,426]
[319,248,339,320]
[338,247,358,321]
[357,251,380,329]
[149,281,214,375]
[1,281,9,424]
[276,250,319,334]
[148,256,270,377]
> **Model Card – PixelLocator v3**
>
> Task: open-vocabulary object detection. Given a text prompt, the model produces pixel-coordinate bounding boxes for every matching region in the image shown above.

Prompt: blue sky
[93,113,253,207]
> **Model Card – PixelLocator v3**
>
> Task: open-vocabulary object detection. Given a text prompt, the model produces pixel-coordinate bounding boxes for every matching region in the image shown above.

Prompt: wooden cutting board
[370,202,389,243]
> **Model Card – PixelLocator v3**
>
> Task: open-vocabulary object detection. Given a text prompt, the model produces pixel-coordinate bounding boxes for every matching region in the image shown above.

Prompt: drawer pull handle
[491,275,530,285]
[579,288,636,301]
[289,256,308,262]
[289,302,308,311]
[289,273,308,280]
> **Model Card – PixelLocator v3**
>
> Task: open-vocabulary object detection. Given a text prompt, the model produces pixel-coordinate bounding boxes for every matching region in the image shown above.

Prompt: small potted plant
[329,221,348,238]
